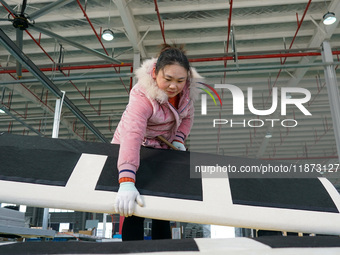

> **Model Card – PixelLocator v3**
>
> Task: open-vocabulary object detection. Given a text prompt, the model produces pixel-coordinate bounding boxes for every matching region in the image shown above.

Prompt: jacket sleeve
[117,89,153,181]
[175,100,194,143]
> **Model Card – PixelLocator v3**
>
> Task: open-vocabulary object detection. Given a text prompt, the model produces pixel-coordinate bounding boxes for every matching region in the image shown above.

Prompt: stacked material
[0,207,25,228]
[0,207,55,238]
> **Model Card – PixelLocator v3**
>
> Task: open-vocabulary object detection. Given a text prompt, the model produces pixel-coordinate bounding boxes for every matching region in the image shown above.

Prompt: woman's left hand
[172,141,186,151]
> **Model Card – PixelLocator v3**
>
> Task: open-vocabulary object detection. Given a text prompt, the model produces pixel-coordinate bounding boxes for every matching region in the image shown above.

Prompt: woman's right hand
[114,182,144,217]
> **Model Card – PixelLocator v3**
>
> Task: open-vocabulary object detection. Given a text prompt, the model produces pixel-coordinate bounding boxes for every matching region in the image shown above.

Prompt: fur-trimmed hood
[135,58,203,104]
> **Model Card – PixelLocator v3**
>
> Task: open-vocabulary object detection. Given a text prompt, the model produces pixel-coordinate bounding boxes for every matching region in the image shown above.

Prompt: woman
[112,44,202,241]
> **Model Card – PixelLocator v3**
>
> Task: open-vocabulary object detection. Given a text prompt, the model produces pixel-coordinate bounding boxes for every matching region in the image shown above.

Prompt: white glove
[114,182,144,217]
[172,141,186,151]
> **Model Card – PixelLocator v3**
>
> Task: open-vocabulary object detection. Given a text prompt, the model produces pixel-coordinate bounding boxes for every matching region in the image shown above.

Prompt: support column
[81,212,86,230]
[103,213,107,238]
[321,40,340,161]
[42,94,65,230]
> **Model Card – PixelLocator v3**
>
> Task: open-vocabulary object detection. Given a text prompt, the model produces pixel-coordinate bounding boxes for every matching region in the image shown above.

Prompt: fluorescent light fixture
[102,29,114,41]
[0,109,5,114]
[265,132,272,139]
[323,12,337,25]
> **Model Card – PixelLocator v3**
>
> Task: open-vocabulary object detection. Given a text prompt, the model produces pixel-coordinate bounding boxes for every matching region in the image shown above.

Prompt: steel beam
[1,61,340,86]
[0,0,18,16]
[29,25,122,65]
[114,0,147,58]
[252,0,340,159]
[15,29,23,77]
[0,106,42,136]
[29,0,74,20]
[321,40,340,162]
[0,28,109,143]
[0,72,132,85]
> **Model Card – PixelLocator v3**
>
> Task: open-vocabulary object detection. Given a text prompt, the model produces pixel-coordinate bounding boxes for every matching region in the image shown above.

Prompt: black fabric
[122,216,171,241]
[0,133,114,186]
[1,133,339,212]
[189,143,338,213]
[96,146,203,201]
[151,219,171,240]
[122,216,145,241]
[229,178,339,213]
[255,236,340,248]
[0,145,78,186]
[0,239,199,254]
[0,133,203,201]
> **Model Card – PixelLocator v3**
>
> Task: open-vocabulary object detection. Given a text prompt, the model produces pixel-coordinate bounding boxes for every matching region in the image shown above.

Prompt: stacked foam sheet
[0,207,55,238]
[0,207,25,228]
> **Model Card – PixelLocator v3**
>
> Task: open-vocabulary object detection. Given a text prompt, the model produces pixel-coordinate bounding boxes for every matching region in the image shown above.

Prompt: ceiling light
[323,12,337,25]
[265,132,272,139]
[102,29,114,41]
[0,109,5,114]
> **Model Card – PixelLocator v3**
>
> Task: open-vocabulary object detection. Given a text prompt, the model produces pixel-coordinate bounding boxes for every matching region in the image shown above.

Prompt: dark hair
[155,44,191,77]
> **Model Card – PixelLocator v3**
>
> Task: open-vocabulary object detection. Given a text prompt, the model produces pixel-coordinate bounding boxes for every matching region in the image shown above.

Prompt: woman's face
[152,64,188,98]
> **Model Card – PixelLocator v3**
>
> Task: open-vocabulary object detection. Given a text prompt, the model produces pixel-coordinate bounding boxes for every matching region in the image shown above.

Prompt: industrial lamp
[323,12,336,25]
[102,29,114,41]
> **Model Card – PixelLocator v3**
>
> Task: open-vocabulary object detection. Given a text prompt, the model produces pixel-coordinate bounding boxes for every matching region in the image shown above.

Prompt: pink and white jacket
[112,58,202,181]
